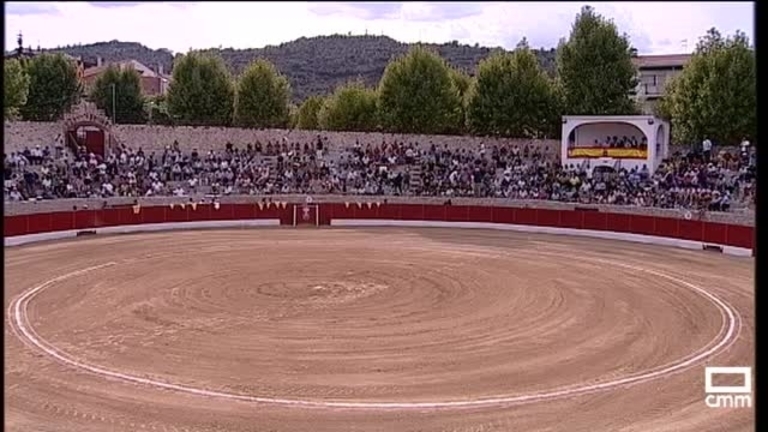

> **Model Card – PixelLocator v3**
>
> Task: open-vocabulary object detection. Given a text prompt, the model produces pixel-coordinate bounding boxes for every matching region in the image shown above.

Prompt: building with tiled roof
[81,58,170,97]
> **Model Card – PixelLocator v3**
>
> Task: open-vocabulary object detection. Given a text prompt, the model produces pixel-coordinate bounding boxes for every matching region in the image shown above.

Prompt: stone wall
[3,194,755,227]
[3,121,560,155]
[4,121,62,151]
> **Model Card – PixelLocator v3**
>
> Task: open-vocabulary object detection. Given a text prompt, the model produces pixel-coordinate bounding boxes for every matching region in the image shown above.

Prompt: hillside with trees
[10,8,749,145]
[47,35,557,102]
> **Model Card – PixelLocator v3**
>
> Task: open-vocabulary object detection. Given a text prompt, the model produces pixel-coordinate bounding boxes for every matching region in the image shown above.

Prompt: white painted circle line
[8,256,743,411]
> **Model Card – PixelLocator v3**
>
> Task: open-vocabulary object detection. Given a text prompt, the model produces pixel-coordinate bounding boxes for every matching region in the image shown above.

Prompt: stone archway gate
[62,101,114,157]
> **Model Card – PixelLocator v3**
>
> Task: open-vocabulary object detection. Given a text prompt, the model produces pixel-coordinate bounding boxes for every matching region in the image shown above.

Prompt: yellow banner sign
[568,148,648,159]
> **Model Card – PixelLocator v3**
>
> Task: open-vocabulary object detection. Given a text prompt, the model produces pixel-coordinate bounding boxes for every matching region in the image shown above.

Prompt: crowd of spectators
[582,135,648,149]
[4,135,756,213]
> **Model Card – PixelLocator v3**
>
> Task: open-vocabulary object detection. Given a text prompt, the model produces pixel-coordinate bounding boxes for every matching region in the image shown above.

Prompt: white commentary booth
[561,116,670,175]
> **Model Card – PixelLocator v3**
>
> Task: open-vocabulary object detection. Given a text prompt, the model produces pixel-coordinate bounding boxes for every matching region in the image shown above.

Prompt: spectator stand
[4,128,754,217]
[562,116,669,176]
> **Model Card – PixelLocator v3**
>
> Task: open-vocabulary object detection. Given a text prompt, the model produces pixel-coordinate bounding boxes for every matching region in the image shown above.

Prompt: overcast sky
[5,2,754,55]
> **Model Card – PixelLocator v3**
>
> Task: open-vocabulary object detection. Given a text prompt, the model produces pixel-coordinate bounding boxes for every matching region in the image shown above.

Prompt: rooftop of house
[633,54,692,69]
[83,60,166,79]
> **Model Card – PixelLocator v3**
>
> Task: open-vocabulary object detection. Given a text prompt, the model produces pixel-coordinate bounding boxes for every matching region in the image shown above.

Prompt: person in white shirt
[701,138,712,162]
[9,188,23,201]
[740,138,750,151]
[740,137,750,161]
[101,182,114,196]
[721,192,731,212]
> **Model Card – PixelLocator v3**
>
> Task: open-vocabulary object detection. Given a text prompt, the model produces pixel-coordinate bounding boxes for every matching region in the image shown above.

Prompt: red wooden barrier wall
[4,203,754,250]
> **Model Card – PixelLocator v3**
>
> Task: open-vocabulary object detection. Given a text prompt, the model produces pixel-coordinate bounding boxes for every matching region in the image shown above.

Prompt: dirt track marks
[4,229,754,432]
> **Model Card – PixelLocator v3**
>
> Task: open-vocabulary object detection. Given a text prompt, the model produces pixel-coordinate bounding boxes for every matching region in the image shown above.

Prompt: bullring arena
[4,198,754,432]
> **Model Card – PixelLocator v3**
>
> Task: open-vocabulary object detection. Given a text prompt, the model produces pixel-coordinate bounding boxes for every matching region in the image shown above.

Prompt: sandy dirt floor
[4,228,754,432]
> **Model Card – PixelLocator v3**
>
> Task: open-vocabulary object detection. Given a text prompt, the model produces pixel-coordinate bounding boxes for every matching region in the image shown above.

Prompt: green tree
[467,39,561,138]
[658,28,755,145]
[234,59,292,128]
[450,68,472,103]
[146,94,173,125]
[296,95,324,130]
[166,51,234,127]
[288,104,299,129]
[317,81,379,132]
[4,59,30,119]
[377,46,462,134]
[450,68,472,133]
[556,5,639,115]
[20,53,81,121]
[90,65,146,124]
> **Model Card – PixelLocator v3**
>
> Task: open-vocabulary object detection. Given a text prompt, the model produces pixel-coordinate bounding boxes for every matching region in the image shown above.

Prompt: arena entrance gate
[293,203,319,226]
[62,102,113,158]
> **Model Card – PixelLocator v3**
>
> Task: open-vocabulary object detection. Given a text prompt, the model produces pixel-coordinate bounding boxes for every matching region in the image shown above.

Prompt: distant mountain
[48,35,558,103]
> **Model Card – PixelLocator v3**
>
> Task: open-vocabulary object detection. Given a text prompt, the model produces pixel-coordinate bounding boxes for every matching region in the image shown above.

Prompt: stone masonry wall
[4,121,560,155]
[4,121,63,151]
